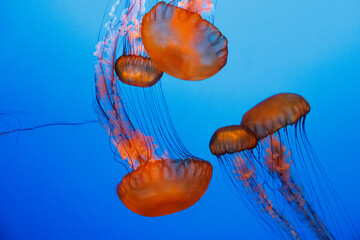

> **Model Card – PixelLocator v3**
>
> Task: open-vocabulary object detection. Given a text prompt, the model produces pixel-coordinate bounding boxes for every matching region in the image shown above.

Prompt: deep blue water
[1,0,360,239]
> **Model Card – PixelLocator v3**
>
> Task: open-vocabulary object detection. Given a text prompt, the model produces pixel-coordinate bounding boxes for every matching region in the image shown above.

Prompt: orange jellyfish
[118,158,212,217]
[238,93,359,239]
[115,55,162,87]
[240,93,310,140]
[94,0,212,217]
[141,1,228,80]
[112,0,163,88]
[210,125,300,240]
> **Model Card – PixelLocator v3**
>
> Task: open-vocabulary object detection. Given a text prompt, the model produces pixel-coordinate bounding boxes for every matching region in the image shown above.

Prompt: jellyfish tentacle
[233,155,301,240]
[264,137,334,240]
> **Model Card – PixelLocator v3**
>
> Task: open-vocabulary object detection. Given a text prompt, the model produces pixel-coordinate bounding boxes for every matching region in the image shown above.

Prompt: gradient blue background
[1,0,360,239]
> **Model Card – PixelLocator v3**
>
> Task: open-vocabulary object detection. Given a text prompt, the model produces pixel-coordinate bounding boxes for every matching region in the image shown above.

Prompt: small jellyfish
[209,125,258,155]
[114,0,163,88]
[115,55,163,87]
[141,1,228,80]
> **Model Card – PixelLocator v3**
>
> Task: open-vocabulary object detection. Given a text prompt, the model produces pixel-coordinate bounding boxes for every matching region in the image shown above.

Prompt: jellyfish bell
[141,1,228,80]
[117,158,212,217]
[241,93,310,139]
[113,130,213,217]
[209,125,258,155]
[115,55,163,88]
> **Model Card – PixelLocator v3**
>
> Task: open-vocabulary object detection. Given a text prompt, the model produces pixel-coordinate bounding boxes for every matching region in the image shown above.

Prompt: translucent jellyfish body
[141,2,228,80]
[241,93,310,139]
[117,159,212,217]
[115,55,163,87]
[209,125,257,155]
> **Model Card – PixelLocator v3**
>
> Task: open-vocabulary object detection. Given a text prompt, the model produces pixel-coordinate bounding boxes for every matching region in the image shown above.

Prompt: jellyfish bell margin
[141,1,228,80]
[209,125,258,155]
[117,158,213,217]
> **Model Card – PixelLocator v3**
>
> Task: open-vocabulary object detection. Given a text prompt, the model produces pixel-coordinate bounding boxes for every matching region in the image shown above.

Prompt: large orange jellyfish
[141,1,228,80]
[94,0,212,217]
[210,93,359,239]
